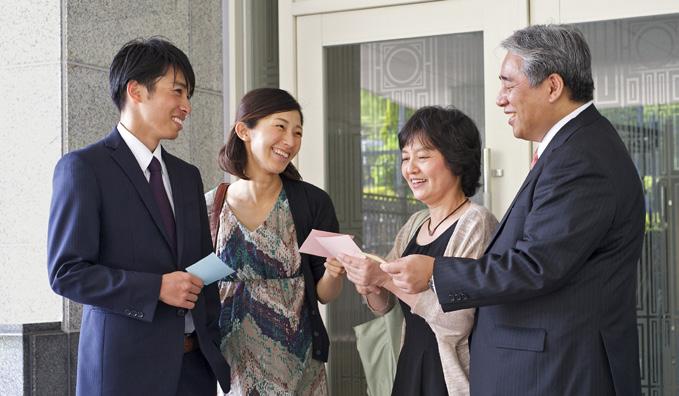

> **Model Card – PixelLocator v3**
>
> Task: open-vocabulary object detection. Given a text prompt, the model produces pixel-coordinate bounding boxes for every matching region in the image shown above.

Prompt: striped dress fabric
[215,189,327,395]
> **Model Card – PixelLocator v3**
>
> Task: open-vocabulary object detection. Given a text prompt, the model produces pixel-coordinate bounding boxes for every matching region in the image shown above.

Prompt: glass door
[293,1,527,393]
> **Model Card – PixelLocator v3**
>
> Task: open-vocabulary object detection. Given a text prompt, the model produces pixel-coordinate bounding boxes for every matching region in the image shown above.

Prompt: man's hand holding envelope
[186,253,235,285]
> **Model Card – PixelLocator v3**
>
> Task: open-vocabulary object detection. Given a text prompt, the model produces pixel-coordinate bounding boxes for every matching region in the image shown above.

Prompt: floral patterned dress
[215,189,327,395]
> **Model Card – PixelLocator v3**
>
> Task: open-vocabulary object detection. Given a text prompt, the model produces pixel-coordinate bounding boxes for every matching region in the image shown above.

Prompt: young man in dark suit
[381,24,644,396]
[48,37,229,395]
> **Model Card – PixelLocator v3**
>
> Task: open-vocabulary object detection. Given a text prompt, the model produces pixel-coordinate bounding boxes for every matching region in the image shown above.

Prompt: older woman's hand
[338,253,390,294]
[324,258,346,279]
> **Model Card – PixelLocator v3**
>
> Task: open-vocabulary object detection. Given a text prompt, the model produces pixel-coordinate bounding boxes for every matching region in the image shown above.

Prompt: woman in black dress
[339,106,498,395]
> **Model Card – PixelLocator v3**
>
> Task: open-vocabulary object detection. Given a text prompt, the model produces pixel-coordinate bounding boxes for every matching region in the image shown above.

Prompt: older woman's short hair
[398,106,482,197]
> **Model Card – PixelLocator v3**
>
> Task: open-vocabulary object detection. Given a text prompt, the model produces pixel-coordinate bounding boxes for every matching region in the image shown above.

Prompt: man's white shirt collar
[116,122,174,213]
[537,101,593,158]
[117,122,166,175]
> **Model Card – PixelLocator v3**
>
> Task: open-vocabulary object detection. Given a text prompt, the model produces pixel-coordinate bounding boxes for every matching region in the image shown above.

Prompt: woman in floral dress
[206,88,344,395]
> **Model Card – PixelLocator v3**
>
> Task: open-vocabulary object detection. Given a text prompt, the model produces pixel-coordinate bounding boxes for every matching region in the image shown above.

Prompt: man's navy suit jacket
[433,105,644,395]
[47,128,230,395]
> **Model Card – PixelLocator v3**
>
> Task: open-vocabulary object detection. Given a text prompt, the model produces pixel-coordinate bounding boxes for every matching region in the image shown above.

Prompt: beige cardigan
[370,202,498,396]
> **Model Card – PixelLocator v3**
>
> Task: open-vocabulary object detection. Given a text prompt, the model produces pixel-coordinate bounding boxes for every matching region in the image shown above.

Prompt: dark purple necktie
[148,157,176,252]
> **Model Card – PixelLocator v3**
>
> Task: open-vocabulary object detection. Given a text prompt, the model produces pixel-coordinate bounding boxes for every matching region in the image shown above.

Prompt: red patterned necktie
[530,148,539,169]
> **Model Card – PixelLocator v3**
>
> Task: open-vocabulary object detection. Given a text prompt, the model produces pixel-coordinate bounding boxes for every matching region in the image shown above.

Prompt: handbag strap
[210,182,229,251]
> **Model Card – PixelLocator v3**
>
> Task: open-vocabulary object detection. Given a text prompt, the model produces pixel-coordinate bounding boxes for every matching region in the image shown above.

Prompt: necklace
[426,198,469,236]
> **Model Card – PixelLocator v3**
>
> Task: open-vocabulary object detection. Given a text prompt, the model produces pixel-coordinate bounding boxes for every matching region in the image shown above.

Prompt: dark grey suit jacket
[433,105,644,396]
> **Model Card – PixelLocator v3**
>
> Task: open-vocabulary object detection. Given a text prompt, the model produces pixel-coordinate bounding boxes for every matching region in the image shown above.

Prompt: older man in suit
[381,25,644,395]
[48,38,229,395]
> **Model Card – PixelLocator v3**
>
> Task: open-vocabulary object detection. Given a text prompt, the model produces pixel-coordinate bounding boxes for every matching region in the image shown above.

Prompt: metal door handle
[483,148,491,211]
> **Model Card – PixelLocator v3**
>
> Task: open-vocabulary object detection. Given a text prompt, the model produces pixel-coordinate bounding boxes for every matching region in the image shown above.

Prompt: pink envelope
[299,229,354,258]
[316,235,364,258]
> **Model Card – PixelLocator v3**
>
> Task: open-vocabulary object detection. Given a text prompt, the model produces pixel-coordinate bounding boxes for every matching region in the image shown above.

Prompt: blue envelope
[185,253,235,285]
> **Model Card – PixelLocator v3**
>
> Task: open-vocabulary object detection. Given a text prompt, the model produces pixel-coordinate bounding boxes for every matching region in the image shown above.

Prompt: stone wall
[0,1,225,394]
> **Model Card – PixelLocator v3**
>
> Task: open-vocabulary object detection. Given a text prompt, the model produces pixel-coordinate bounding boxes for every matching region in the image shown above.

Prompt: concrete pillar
[0,1,224,394]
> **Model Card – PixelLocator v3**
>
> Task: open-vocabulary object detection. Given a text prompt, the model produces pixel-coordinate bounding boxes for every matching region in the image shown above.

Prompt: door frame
[531,0,679,25]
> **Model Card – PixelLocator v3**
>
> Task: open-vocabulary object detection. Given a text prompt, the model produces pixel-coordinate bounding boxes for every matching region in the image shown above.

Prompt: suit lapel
[484,105,602,253]
[164,150,186,267]
[105,128,177,257]
[484,166,539,252]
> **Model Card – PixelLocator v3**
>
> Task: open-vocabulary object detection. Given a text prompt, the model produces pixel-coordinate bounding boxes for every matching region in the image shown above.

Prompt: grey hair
[501,24,594,102]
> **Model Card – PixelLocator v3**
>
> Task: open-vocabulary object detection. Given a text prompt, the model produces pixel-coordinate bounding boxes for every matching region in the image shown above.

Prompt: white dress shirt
[536,100,594,158]
[117,123,195,333]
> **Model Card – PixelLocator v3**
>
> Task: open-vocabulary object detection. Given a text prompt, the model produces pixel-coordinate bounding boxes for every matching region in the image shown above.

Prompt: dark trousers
[176,349,217,396]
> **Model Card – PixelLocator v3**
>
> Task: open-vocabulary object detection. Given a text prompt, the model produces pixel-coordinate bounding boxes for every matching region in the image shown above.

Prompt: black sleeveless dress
[391,222,456,396]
